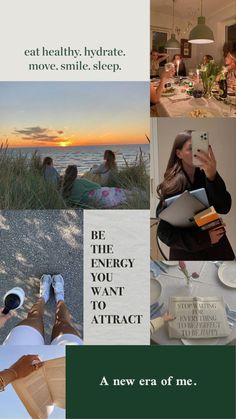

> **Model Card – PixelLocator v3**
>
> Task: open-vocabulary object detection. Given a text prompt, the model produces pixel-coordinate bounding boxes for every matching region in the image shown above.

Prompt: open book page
[44,357,65,409]
[12,357,65,419]
[168,297,231,339]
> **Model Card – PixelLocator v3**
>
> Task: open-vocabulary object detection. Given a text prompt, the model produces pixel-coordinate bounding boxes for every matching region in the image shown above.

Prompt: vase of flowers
[200,61,223,99]
[178,261,199,288]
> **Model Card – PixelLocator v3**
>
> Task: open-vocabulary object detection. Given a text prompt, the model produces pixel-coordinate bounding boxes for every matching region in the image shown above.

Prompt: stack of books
[194,206,224,232]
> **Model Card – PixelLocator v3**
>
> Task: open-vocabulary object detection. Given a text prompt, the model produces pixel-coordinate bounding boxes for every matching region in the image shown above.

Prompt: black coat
[156,169,235,261]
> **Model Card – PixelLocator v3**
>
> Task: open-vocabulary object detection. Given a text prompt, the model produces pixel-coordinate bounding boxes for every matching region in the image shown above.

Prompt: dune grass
[0,144,149,209]
[0,145,66,209]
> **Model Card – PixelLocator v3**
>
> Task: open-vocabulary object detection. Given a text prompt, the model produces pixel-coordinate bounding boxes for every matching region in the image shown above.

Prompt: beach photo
[0,82,149,210]
[150,0,236,117]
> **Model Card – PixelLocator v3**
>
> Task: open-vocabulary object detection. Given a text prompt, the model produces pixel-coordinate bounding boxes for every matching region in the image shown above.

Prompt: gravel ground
[0,210,83,344]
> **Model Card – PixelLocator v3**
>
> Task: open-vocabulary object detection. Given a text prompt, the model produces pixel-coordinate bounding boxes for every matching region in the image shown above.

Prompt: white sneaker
[52,274,65,303]
[39,274,52,303]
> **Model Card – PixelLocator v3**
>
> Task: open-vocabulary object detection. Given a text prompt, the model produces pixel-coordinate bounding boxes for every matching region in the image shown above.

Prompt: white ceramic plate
[150,278,162,305]
[162,261,179,266]
[161,90,176,97]
[181,338,220,345]
[218,261,236,288]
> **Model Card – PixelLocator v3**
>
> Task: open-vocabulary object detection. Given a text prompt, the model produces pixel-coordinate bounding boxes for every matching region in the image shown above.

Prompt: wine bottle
[218,72,227,98]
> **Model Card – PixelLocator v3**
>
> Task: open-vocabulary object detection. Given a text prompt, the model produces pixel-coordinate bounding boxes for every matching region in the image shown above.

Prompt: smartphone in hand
[191,131,209,166]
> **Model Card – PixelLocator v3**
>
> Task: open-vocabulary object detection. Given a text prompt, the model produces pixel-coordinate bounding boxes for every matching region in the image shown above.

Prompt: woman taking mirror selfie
[156,130,235,260]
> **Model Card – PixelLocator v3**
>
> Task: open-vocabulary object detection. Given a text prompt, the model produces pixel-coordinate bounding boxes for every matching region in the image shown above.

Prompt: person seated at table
[61,165,127,208]
[150,49,169,78]
[42,157,60,184]
[225,50,236,89]
[156,130,235,261]
[172,54,186,77]
[150,312,175,334]
[150,67,175,106]
[202,54,213,66]
[90,150,118,186]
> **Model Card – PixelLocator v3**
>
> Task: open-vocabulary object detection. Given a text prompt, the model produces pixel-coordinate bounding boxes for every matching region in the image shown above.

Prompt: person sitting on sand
[61,165,127,209]
[90,150,118,186]
[42,157,60,184]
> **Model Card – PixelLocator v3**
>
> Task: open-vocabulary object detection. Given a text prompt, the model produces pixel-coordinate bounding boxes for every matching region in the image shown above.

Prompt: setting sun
[59,141,70,147]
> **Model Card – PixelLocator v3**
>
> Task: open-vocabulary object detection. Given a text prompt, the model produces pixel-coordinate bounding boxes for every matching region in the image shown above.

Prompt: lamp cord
[172,0,175,31]
[200,0,203,16]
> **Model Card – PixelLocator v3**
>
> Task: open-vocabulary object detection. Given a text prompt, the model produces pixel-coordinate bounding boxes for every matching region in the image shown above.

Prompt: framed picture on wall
[150,26,170,52]
[181,39,191,58]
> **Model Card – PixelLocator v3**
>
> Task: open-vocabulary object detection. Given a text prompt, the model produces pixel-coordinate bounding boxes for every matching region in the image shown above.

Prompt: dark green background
[66,346,236,419]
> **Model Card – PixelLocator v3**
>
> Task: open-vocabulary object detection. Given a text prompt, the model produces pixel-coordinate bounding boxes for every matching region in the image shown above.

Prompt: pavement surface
[0,210,83,344]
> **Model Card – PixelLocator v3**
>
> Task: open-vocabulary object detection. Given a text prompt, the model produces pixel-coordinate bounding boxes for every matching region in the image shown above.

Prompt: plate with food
[162,87,176,97]
[190,108,216,118]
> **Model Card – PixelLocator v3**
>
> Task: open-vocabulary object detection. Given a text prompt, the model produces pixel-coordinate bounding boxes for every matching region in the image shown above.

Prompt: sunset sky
[0,82,148,148]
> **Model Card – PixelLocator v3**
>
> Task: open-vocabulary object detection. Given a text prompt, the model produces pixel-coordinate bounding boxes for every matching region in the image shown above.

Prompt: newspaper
[12,357,65,419]
[168,297,231,339]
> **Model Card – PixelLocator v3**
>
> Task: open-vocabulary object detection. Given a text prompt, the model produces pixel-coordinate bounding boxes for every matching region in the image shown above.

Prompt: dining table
[150,260,236,345]
[150,78,236,118]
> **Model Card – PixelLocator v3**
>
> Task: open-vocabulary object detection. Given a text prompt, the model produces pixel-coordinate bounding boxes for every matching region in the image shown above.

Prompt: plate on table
[181,338,220,345]
[162,261,179,266]
[150,277,162,305]
[218,261,236,288]
[190,108,217,118]
[161,88,176,97]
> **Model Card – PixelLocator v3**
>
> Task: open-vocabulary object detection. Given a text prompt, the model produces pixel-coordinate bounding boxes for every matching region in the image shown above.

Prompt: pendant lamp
[188,0,214,44]
[165,0,180,50]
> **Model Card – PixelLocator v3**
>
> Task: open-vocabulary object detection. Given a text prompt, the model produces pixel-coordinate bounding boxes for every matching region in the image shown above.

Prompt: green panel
[66,346,236,419]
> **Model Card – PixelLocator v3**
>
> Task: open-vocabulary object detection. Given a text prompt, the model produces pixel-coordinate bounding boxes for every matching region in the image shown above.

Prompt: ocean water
[11,143,150,175]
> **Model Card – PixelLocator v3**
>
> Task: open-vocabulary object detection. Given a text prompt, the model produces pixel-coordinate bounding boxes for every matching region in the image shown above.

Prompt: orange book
[194,206,220,227]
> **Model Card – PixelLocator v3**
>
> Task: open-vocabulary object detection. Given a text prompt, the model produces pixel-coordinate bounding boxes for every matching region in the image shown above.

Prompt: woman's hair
[172,54,182,61]
[157,130,193,201]
[230,50,236,63]
[42,157,53,175]
[42,156,53,166]
[104,150,117,170]
[203,54,213,63]
[61,165,78,198]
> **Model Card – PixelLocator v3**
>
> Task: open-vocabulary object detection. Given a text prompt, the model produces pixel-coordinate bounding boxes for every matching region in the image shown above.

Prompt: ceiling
[151,0,235,19]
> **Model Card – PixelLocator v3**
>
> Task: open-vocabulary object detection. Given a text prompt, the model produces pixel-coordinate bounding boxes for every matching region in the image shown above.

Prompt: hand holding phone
[192,132,217,181]
[191,131,209,166]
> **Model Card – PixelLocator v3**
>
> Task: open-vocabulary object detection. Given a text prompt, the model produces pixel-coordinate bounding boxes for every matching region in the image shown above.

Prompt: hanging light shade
[188,0,214,44]
[165,0,180,50]
[165,33,180,49]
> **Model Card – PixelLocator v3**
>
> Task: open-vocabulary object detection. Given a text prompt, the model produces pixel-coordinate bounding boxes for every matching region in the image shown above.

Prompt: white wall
[152,118,236,254]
